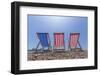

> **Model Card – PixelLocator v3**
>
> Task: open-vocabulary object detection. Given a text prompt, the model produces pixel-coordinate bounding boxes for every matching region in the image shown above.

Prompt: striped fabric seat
[68,33,82,50]
[36,33,51,52]
[53,33,65,50]
[37,33,49,47]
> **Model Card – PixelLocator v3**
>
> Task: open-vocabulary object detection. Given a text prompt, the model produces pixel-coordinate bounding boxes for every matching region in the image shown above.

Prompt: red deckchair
[68,33,82,50]
[53,33,65,51]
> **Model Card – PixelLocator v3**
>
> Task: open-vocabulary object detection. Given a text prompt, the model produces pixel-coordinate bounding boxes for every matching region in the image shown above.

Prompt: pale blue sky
[28,15,88,50]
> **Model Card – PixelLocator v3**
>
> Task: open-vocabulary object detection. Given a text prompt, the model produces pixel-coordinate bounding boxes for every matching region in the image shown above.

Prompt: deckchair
[68,33,82,51]
[36,33,51,52]
[53,33,65,51]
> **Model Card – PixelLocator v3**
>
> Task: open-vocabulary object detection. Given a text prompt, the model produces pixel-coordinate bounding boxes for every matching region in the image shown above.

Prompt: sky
[28,15,88,50]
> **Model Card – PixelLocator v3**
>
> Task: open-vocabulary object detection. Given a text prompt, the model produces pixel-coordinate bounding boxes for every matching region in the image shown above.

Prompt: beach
[28,48,88,61]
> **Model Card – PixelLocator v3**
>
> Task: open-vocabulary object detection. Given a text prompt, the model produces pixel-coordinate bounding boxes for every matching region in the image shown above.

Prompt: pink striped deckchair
[53,33,65,51]
[68,33,82,50]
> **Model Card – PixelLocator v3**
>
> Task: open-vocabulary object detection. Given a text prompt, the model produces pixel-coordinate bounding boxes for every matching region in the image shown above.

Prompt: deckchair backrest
[37,33,49,47]
[69,33,80,48]
[54,33,64,48]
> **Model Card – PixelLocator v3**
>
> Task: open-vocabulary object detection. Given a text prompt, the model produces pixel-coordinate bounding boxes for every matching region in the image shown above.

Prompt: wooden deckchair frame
[36,33,51,52]
[68,33,82,51]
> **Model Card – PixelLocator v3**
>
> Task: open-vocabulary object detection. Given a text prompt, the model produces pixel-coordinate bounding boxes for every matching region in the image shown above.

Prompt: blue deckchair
[36,33,51,52]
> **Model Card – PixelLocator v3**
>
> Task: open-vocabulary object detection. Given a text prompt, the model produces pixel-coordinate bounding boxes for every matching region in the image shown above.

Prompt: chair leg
[52,45,54,52]
[36,41,40,52]
[78,41,82,51]
[64,40,65,51]
[48,46,50,52]
[68,44,71,51]
[48,47,50,52]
